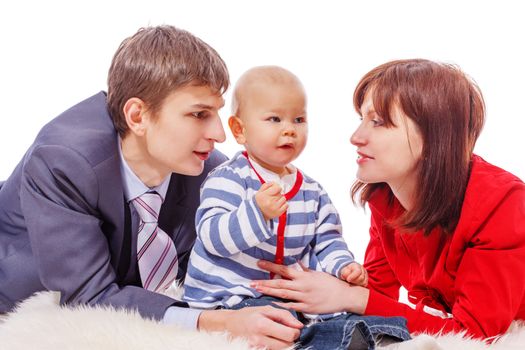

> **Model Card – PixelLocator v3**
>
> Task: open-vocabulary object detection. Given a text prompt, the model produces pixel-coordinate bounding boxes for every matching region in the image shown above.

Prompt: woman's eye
[372,118,384,126]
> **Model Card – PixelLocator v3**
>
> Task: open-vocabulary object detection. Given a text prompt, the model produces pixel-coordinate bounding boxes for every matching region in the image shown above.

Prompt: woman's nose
[350,125,366,146]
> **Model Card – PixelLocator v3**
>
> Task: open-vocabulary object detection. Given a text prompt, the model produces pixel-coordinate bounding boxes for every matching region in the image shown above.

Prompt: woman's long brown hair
[351,59,485,234]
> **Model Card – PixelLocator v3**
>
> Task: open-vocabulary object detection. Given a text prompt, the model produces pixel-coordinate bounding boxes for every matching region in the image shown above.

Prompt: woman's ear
[228,116,247,145]
[123,97,148,136]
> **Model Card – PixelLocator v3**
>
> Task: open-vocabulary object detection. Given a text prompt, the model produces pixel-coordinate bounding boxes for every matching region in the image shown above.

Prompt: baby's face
[238,80,308,174]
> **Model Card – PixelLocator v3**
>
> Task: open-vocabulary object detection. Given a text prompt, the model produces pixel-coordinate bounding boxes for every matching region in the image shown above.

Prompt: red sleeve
[364,212,401,300]
[365,188,525,339]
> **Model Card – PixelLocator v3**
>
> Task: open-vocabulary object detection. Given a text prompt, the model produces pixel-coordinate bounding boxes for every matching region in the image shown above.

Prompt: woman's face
[350,92,423,196]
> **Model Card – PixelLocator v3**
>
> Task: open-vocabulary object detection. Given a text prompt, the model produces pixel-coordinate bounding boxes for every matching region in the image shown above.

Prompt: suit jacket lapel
[96,152,127,274]
[160,173,199,280]
[159,173,188,239]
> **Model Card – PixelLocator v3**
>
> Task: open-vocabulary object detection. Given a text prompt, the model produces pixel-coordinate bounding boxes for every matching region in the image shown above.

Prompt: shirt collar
[247,154,297,193]
[118,137,170,202]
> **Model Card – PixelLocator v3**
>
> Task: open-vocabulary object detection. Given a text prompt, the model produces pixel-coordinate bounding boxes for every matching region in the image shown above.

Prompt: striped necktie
[131,191,178,292]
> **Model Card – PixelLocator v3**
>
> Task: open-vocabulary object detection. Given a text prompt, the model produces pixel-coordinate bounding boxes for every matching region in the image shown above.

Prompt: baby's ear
[228,116,247,145]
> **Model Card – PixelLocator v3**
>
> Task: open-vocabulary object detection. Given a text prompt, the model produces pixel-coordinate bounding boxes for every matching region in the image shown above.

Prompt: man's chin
[183,163,205,176]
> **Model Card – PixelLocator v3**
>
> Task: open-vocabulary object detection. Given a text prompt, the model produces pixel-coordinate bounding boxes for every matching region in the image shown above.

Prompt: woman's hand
[251,260,370,315]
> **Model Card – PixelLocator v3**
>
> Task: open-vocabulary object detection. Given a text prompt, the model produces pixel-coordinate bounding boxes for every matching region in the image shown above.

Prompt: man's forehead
[173,85,225,107]
[190,98,225,110]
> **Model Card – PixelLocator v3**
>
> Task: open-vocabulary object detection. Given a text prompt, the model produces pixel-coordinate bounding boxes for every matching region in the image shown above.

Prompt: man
[0,25,301,349]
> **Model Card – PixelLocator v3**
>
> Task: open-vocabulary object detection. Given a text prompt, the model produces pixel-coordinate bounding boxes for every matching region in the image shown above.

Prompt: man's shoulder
[205,151,251,179]
[31,92,118,167]
[203,149,228,173]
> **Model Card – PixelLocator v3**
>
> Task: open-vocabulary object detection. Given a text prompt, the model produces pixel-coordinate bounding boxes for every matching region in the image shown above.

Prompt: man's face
[140,84,226,177]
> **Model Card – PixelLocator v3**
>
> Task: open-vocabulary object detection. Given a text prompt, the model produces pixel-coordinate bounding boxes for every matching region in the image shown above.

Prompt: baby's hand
[340,262,368,287]
[255,182,288,221]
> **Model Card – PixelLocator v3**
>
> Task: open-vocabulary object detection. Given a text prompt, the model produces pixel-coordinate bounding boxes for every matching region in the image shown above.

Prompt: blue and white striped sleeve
[312,186,355,277]
[196,166,273,257]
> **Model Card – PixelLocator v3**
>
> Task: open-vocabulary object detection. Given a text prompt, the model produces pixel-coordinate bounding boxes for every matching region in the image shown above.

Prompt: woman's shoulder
[466,154,525,207]
[457,154,525,245]
[470,154,523,186]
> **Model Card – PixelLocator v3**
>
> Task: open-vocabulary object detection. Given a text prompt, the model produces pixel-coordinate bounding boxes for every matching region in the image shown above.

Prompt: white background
[1,0,524,263]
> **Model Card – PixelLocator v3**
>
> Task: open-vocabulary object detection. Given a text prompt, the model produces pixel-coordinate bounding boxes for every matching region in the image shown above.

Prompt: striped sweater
[183,151,354,311]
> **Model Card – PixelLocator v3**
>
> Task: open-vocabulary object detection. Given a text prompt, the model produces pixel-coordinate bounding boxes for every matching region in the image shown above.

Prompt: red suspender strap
[242,152,303,276]
[243,151,265,183]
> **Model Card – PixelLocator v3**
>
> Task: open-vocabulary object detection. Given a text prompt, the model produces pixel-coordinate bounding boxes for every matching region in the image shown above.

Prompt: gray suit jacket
[0,92,227,319]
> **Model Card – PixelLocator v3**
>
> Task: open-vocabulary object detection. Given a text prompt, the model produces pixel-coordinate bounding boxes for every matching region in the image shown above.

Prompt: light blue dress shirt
[118,138,202,329]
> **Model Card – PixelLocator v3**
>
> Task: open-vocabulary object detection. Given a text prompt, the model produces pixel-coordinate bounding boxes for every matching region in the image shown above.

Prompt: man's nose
[207,115,226,143]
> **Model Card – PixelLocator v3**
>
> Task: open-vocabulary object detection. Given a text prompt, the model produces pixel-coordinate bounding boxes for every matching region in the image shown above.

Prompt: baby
[183,66,367,315]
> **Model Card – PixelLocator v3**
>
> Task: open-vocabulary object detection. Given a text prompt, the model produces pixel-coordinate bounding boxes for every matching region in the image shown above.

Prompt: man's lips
[194,150,212,160]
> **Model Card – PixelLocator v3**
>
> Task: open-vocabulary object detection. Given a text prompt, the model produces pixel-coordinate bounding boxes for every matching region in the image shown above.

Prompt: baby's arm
[311,185,355,276]
[340,262,368,287]
[255,182,288,221]
[196,167,280,257]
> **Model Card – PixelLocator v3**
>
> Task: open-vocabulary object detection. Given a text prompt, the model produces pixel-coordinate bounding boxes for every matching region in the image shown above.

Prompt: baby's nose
[282,124,296,136]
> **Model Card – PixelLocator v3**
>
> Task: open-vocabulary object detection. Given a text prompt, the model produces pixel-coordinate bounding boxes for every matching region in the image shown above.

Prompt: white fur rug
[1,291,524,350]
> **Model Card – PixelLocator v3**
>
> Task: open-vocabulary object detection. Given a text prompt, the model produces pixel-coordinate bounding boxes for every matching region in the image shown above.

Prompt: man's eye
[191,111,208,119]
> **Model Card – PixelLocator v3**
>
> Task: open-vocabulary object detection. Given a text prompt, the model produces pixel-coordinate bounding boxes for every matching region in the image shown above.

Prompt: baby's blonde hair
[231,65,304,118]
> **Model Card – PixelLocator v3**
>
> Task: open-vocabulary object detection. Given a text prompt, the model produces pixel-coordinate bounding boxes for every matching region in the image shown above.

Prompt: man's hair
[107,25,229,136]
[351,59,485,235]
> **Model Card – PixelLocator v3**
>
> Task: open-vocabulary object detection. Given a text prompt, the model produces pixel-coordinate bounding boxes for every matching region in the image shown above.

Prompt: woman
[252,59,525,340]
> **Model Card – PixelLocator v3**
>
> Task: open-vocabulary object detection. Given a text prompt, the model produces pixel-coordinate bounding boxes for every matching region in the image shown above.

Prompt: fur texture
[1,291,524,350]
[0,292,252,350]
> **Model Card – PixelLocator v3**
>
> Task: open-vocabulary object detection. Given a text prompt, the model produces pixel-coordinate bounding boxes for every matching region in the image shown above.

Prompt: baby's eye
[267,116,281,122]
[295,116,306,123]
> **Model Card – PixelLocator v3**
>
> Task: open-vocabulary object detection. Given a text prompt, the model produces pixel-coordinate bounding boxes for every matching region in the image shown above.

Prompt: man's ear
[123,97,148,136]
[228,116,247,145]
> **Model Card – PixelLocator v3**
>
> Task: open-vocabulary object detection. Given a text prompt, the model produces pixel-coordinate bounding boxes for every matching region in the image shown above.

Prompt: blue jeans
[228,297,410,350]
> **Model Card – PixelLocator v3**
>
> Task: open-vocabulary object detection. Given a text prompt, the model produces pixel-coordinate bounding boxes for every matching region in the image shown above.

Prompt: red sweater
[363,155,525,339]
